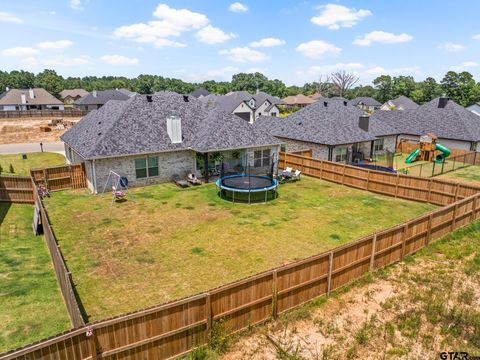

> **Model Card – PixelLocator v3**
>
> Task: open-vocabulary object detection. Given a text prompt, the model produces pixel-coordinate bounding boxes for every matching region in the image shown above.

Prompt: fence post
[301,157,305,174]
[395,173,399,198]
[400,224,408,260]
[272,270,278,319]
[441,159,445,175]
[327,251,334,296]
[87,327,98,360]
[427,178,433,203]
[319,160,324,180]
[471,196,478,222]
[369,234,377,271]
[452,156,456,171]
[426,213,433,245]
[454,183,460,202]
[474,151,478,166]
[341,163,346,184]
[205,293,212,343]
[451,203,458,231]
[431,161,436,177]
[366,170,370,191]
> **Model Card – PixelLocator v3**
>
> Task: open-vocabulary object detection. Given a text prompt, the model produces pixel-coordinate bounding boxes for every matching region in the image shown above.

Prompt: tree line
[1,69,479,107]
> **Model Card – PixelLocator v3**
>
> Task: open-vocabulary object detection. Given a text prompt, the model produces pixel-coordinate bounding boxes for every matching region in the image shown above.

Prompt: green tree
[441,71,480,106]
[34,69,64,96]
[392,76,416,98]
[373,75,393,103]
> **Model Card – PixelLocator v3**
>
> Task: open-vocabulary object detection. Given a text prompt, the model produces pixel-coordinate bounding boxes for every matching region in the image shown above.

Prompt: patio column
[370,141,374,159]
[204,152,209,183]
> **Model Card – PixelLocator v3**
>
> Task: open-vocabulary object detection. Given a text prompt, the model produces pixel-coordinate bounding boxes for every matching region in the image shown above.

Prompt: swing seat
[112,186,126,199]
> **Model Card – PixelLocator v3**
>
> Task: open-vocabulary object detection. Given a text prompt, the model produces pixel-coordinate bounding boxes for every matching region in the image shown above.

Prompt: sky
[1,0,480,86]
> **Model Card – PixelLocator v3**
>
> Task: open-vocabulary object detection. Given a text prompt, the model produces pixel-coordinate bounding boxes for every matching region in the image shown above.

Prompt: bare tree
[314,74,332,95]
[330,71,359,97]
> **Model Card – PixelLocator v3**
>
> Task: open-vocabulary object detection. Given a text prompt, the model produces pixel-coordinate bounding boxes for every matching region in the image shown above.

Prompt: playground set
[405,133,451,164]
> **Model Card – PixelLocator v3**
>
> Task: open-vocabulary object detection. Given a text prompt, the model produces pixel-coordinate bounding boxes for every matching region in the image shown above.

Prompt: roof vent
[92,90,97,98]
[183,95,189,102]
[359,115,369,132]
[29,88,34,99]
[438,96,449,108]
[20,94,26,104]
[343,100,348,106]
[167,116,182,143]
[146,95,153,102]
[324,101,328,107]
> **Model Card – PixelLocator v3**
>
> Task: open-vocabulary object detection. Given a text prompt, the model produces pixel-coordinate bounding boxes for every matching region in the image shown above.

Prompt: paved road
[0,141,65,155]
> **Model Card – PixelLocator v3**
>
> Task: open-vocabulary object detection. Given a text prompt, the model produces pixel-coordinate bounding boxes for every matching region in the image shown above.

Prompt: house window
[135,156,159,178]
[335,147,347,162]
[254,149,271,167]
[374,138,384,152]
[270,112,277,117]
[280,144,286,152]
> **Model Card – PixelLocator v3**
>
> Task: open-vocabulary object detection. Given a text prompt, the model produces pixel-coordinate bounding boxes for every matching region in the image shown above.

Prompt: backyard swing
[101,170,131,204]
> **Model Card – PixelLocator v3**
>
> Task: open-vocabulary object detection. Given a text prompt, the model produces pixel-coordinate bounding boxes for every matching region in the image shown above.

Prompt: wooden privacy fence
[2,153,480,360]
[280,152,480,206]
[32,179,85,328]
[0,175,34,203]
[31,163,87,191]
[0,109,87,119]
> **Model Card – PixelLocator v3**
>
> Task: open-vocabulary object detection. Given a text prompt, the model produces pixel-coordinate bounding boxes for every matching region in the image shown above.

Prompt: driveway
[0,141,65,155]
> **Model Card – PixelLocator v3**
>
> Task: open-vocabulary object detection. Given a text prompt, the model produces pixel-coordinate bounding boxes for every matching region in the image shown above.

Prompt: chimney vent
[29,88,34,99]
[21,94,26,104]
[324,101,328,107]
[166,116,182,143]
[343,100,348,106]
[183,95,189,102]
[359,115,369,132]
[438,96,449,108]
[92,90,97,98]
[146,95,153,103]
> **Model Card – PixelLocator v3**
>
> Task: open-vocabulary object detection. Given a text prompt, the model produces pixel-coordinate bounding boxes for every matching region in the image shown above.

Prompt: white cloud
[195,25,236,44]
[438,42,465,52]
[101,54,139,65]
[49,11,56,15]
[0,11,23,24]
[353,31,413,46]
[311,4,371,30]
[229,2,248,13]
[219,47,268,63]
[37,40,74,49]
[2,47,38,57]
[250,37,285,48]
[449,61,479,71]
[70,0,84,10]
[473,34,480,40]
[295,40,341,59]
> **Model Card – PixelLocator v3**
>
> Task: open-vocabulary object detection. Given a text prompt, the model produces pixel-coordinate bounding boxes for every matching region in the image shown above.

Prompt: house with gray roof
[466,102,480,117]
[255,99,398,163]
[200,90,284,123]
[373,97,480,151]
[74,89,131,112]
[59,89,89,108]
[62,92,281,192]
[380,95,419,111]
[349,96,382,112]
[191,87,210,98]
[0,88,64,111]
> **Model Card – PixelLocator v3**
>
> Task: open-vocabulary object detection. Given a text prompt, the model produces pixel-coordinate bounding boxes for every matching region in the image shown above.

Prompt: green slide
[405,148,421,164]
[434,143,451,163]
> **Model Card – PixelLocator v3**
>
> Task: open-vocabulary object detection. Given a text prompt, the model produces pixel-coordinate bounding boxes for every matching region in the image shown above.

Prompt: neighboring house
[467,102,480,117]
[62,92,281,193]
[191,87,210,98]
[309,92,323,100]
[373,97,480,151]
[0,88,64,111]
[255,99,398,163]
[117,88,137,97]
[282,94,316,108]
[349,96,382,112]
[380,95,419,111]
[200,91,284,123]
[59,89,89,108]
[74,89,130,111]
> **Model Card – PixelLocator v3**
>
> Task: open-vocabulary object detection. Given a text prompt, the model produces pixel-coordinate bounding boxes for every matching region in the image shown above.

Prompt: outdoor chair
[292,170,301,181]
[187,173,201,185]
[172,174,190,188]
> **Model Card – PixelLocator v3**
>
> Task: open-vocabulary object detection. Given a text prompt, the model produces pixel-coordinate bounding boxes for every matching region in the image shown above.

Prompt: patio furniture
[172,174,190,188]
[292,170,301,181]
[187,173,201,185]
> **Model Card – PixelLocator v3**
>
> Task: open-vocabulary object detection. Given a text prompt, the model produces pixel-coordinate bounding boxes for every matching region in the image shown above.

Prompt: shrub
[9,164,14,173]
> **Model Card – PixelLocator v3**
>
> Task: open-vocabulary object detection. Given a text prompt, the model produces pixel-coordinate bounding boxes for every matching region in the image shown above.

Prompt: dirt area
[0,117,82,144]
[221,224,480,360]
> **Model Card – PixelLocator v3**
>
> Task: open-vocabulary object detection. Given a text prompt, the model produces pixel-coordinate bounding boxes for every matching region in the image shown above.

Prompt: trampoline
[216,174,278,203]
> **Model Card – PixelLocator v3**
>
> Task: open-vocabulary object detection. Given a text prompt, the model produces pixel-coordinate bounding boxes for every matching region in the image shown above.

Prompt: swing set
[101,170,132,204]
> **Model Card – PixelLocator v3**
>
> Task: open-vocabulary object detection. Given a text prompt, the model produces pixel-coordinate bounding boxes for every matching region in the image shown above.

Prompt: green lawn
[44,177,436,321]
[0,203,70,353]
[0,152,65,176]
[440,165,480,184]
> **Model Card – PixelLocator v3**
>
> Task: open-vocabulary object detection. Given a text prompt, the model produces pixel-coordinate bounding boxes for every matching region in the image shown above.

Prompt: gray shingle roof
[253,91,285,106]
[191,88,210,98]
[61,92,280,159]
[59,89,89,99]
[199,91,284,113]
[74,89,130,106]
[0,88,63,106]
[382,95,419,110]
[254,99,397,146]
[349,96,381,107]
[372,97,480,141]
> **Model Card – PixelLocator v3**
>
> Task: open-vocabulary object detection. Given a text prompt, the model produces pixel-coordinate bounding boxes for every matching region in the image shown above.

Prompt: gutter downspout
[92,159,98,194]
